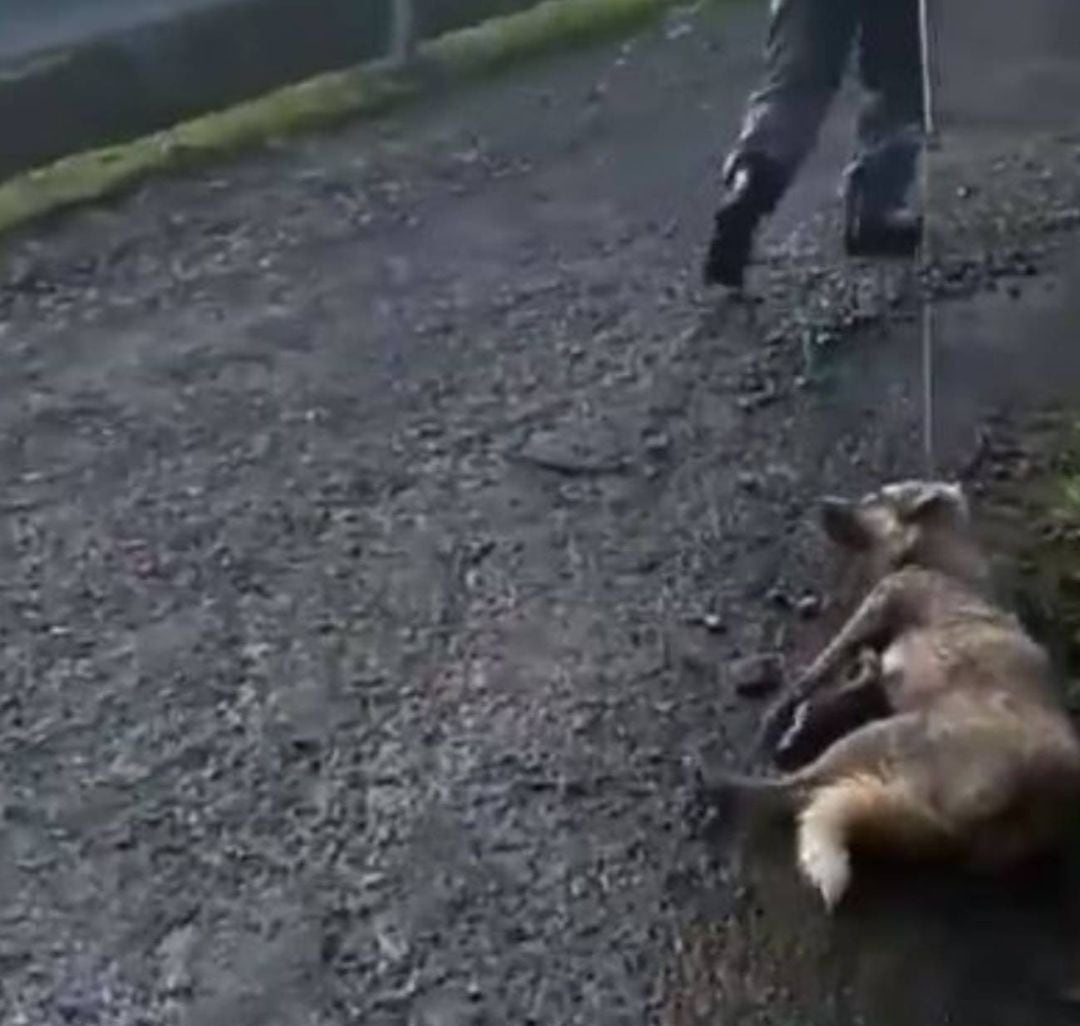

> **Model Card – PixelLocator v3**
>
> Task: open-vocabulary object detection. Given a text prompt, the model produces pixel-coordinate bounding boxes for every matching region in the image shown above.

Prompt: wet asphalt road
[2,1,1080,1023]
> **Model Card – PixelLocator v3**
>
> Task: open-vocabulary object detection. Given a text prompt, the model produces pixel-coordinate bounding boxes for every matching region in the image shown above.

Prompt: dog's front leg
[761,572,917,752]
[772,650,890,770]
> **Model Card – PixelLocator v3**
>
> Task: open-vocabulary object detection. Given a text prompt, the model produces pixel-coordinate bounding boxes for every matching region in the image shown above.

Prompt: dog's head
[818,480,974,579]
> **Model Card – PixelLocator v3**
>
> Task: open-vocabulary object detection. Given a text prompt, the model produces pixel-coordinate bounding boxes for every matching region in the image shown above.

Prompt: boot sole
[844,230,922,259]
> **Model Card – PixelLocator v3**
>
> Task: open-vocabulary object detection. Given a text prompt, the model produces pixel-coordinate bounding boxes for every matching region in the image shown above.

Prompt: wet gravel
[2,2,1080,1024]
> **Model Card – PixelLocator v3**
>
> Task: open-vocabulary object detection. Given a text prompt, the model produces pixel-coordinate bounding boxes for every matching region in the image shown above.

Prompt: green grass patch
[977,411,1080,696]
[432,0,674,76]
[0,67,416,237]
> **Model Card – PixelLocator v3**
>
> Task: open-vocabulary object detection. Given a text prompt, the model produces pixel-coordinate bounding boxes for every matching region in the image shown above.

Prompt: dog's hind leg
[761,572,923,751]
[704,710,924,831]
[788,713,954,909]
[775,675,891,770]
[797,771,949,910]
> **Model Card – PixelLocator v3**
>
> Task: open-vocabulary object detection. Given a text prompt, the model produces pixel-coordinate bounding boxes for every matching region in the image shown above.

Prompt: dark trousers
[729,0,924,204]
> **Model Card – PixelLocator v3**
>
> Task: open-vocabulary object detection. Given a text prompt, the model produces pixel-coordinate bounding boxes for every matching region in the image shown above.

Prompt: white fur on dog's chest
[881,632,947,704]
[881,644,905,678]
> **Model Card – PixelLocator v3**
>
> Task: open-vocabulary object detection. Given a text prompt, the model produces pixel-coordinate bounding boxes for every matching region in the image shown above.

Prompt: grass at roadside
[977,410,1080,699]
[0,0,725,239]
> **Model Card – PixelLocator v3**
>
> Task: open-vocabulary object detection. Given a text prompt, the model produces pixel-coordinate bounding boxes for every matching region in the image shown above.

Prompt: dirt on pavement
[4,2,1080,1024]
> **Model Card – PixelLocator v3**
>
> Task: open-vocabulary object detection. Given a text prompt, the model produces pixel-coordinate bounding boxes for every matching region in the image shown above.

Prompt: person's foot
[843,162,922,258]
[702,154,786,289]
[703,167,758,289]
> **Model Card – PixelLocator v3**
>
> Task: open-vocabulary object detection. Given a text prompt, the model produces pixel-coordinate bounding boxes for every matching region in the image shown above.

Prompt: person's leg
[704,0,858,287]
[844,0,925,256]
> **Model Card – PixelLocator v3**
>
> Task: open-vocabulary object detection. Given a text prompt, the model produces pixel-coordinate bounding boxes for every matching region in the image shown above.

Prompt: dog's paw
[850,646,882,685]
[773,701,814,770]
[758,690,806,755]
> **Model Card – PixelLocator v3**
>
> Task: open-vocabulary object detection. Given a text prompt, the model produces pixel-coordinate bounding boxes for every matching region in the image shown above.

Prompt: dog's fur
[717,479,1080,911]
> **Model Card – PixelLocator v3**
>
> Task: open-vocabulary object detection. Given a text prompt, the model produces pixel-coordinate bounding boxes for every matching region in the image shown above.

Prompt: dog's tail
[694,763,810,832]
[796,772,953,908]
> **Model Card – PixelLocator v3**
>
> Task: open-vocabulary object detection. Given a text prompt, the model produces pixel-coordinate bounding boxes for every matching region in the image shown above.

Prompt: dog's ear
[909,482,969,525]
[820,497,871,550]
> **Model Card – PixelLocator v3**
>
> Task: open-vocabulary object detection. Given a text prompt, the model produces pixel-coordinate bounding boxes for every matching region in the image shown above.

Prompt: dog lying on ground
[708,479,1080,911]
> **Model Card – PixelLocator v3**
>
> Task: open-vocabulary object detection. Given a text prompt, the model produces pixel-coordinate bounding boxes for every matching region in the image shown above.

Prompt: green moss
[0,67,415,236]
[431,0,671,76]
[977,411,1080,693]
[0,0,723,239]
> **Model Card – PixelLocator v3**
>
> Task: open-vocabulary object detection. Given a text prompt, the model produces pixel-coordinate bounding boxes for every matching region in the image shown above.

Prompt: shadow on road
[671,818,1080,1026]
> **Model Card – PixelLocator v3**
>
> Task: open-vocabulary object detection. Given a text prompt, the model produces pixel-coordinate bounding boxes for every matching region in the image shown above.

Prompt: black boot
[842,153,922,258]
[702,154,787,289]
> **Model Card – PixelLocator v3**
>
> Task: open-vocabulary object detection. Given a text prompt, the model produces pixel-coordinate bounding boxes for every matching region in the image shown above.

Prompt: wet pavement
[1,0,1080,1023]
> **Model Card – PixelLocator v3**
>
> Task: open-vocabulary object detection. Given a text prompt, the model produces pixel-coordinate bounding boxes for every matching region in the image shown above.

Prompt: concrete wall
[1,0,531,64]
[0,0,536,180]
[2,1,224,60]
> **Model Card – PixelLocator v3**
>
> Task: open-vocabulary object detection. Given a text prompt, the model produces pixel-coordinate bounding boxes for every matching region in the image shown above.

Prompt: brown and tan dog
[716,479,1080,911]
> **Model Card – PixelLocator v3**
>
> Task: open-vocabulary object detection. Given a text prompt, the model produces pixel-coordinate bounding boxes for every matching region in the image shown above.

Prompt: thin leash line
[917,0,938,478]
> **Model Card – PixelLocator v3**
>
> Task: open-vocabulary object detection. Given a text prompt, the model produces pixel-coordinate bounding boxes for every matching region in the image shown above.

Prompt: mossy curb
[0,0,710,240]
[0,69,417,239]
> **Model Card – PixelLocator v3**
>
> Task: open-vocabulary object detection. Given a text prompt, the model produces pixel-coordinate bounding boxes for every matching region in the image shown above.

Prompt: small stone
[737,471,761,492]
[702,612,725,633]
[55,983,106,1025]
[795,593,822,619]
[643,431,671,456]
[571,710,593,733]
[767,587,791,609]
[158,923,198,995]
[729,653,785,697]
[586,81,609,103]
[737,384,779,411]
[410,989,482,1026]
[517,424,626,475]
